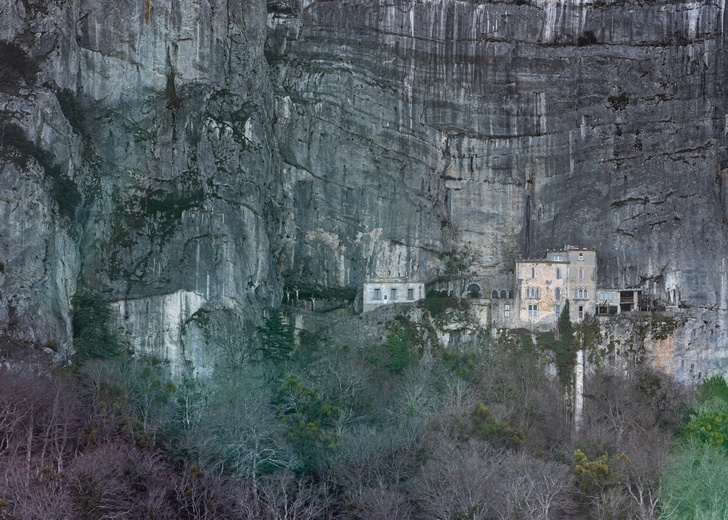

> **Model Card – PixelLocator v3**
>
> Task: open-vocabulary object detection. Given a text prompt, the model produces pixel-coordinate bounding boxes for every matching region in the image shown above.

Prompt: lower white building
[363,279,425,312]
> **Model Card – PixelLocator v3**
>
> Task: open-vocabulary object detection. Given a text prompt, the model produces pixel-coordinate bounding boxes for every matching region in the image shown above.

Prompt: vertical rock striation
[1,0,728,379]
[1,0,282,369]
[269,0,728,308]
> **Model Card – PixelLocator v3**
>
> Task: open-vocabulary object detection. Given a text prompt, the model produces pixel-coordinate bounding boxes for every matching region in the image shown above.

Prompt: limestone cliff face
[269,0,728,307]
[1,0,728,379]
[266,0,728,381]
[1,0,281,366]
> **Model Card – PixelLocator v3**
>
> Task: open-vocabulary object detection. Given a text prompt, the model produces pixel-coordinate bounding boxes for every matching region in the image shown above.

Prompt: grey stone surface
[0,0,727,379]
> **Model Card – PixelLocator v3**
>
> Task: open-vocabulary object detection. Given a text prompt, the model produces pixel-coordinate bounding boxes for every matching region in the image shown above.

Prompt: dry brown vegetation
[0,325,696,519]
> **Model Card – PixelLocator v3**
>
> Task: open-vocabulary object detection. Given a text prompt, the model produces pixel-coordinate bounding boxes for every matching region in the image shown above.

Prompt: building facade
[514,247,597,330]
[362,279,426,312]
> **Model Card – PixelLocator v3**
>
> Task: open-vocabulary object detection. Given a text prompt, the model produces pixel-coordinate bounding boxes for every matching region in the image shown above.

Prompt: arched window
[578,267,584,280]
[555,288,561,300]
[574,289,578,299]
[467,284,481,298]
[500,290,507,299]
[583,289,588,300]
[492,290,499,299]
[508,290,514,299]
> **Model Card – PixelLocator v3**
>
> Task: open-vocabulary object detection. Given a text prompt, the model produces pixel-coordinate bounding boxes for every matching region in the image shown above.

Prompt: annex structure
[362,278,426,312]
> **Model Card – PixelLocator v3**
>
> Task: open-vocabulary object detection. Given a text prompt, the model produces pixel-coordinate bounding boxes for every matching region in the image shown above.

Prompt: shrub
[364,328,417,374]
[696,376,728,405]
[420,290,458,317]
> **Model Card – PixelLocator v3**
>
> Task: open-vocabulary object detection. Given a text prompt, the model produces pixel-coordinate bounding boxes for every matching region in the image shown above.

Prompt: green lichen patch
[607,92,629,112]
[0,122,81,221]
[650,316,679,340]
[0,41,39,88]
[55,88,89,139]
[110,185,204,248]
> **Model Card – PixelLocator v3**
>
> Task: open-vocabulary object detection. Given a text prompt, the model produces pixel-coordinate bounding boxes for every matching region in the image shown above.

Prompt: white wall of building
[363,281,425,312]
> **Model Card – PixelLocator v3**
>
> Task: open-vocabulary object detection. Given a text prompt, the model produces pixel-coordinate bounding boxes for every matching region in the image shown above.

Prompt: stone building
[514,246,597,330]
[362,278,425,312]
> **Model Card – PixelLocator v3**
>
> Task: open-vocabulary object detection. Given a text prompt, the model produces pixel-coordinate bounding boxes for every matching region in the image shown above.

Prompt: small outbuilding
[362,278,425,312]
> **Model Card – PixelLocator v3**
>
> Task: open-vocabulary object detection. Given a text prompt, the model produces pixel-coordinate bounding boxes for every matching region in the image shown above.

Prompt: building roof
[515,259,567,264]
[517,246,596,264]
[364,278,423,284]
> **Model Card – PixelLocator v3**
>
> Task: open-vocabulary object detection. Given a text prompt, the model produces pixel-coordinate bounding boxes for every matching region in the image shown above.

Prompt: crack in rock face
[1,0,728,380]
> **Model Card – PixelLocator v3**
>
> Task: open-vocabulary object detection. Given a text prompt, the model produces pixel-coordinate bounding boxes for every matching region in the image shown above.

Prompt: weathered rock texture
[1,0,728,380]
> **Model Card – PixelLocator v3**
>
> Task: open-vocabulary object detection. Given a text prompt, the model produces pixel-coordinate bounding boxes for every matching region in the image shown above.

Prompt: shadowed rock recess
[1,0,727,379]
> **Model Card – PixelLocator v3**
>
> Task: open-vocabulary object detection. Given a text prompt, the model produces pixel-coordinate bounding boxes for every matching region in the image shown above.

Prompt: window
[578,253,584,261]
[555,304,561,317]
[391,288,397,301]
[500,290,507,299]
[374,288,381,300]
[553,255,563,262]
[504,304,510,317]
[555,288,561,300]
[492,290,499,299]
[574,289,579,299]
[531,267,535,279]
[556,268,561,280]
[508,290,514,299]
[527,287,540,299]
[578,305,584,319]
[583,289,588,299]
[528,304,539,317]
[578,268,584,280]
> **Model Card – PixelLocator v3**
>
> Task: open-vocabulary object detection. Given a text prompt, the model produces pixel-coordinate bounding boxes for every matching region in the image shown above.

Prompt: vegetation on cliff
[1,314,715,519]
